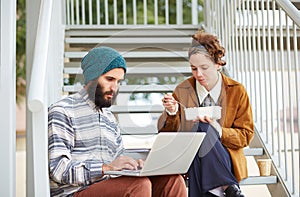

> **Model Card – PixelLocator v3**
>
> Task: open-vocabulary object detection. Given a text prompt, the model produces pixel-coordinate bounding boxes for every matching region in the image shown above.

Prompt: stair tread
[65,37,192,44]
[110,105,164,113]
[65,25,199,37]
[240,176,277,185]
[64,66,191,74]
[243,147,263,156]
[65,51,188,58]
[64,61,190,68]
[64,84,177,93]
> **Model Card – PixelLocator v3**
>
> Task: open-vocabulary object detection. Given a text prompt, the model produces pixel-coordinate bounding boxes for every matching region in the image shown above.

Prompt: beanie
[81,46,127,85]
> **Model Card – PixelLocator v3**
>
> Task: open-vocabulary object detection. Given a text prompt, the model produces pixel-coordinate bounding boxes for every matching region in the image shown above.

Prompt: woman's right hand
[162,93,178,113]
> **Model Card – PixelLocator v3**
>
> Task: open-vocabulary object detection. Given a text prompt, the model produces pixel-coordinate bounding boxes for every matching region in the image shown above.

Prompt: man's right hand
[102,156,144,173]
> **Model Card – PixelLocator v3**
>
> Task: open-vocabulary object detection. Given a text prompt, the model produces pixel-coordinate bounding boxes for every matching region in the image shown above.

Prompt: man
[48,46,187,197]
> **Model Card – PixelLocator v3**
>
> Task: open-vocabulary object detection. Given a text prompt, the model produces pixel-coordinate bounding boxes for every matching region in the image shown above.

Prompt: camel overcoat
[157,73,254,182]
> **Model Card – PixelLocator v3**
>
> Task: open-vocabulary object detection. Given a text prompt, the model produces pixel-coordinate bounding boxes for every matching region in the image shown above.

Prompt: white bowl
[184,106,222,120]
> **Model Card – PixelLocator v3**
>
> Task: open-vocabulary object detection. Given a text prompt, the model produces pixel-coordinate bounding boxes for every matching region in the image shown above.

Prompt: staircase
[63,24,279,193]
[26,0,300,196]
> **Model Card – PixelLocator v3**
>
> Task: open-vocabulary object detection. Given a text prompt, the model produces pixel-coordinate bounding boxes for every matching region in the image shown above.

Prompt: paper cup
[257,159,272,176]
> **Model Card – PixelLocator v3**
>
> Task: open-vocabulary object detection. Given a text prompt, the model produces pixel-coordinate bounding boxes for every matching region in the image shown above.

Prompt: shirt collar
[79,88,112,115]
[196,72,222,104]
[79,88,99,112]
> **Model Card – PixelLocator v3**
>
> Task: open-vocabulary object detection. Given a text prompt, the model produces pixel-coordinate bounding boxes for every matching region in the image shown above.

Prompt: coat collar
[177,73,240,106]
[220,73,240,87]
[176,77,199,106]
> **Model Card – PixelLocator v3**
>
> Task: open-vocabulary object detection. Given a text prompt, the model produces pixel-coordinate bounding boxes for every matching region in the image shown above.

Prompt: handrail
[26,0,53,196]
[27,0,53,112]
[276,0,300,27]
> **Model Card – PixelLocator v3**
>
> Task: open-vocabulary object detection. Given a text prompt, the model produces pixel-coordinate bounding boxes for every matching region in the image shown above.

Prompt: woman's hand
[162,93,177,113]
[194,116,222,138]
[194,115,213,123]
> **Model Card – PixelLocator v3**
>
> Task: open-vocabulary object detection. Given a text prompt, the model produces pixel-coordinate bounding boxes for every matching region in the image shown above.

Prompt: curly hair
[189,31,226,66]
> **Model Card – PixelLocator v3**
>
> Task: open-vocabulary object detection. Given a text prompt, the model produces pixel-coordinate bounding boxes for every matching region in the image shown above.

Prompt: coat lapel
[182,77,199,107]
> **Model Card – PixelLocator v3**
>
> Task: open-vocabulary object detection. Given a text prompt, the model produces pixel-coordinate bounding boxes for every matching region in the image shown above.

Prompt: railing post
[0,0,16,196]
[176,0,183,25]
[191,0,198,25]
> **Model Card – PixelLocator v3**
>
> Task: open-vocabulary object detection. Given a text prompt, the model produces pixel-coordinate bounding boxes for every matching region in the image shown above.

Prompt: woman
[157,31,254,197]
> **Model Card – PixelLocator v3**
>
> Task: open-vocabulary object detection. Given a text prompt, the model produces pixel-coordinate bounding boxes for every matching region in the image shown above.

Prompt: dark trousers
[188,123,238,197]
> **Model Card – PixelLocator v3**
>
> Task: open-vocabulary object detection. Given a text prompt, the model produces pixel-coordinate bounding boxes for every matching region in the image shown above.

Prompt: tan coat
[157,73,254,182]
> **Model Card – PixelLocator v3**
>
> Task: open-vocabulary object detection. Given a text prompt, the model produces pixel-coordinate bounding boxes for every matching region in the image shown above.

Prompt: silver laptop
[105,132,206,177]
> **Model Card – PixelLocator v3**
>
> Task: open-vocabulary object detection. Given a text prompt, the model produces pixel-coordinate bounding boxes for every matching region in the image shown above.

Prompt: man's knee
[128,177,152,196]
[165,175,187,197]
[136,177,152,190]
[170,174,186,187]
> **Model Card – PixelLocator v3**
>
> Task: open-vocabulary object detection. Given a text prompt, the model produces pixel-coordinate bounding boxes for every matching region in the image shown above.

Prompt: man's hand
[102,156,144,173]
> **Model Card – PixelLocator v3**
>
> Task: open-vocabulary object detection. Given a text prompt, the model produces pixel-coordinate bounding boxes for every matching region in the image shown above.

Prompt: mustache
[104,91,114,95]
[96,90,115,97]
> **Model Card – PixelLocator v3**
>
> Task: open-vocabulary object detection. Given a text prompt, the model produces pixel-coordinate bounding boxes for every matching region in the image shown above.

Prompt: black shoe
[224,184,245,197]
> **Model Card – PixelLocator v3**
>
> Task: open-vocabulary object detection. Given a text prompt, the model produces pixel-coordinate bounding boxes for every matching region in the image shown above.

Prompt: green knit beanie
[81,46,127,85]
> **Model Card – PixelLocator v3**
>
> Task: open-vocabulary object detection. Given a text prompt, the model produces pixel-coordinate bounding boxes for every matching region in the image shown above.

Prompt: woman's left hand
[194,115,213,123]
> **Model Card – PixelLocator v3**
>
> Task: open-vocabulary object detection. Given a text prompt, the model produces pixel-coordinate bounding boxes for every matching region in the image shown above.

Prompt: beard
[86,80,118,110]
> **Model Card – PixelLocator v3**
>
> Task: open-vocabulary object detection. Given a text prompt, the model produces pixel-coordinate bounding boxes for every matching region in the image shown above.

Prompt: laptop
[105,132,206,177]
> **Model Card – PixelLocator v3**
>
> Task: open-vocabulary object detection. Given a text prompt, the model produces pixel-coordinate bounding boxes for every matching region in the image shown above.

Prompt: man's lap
[73,174,187,197]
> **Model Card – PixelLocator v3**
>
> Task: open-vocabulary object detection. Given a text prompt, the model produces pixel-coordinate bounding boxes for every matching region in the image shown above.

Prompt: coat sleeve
[157,91,181,132]
[221,86,254,149]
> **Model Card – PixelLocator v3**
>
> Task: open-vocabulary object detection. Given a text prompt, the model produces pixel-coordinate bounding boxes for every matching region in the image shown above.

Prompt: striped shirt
[48,89,124,196]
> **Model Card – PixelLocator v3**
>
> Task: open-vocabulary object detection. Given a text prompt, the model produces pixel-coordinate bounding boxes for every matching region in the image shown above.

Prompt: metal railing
[65,0,201,26]
[27,0,53,195]
[27,0,65,196]
[204,0,299,196]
